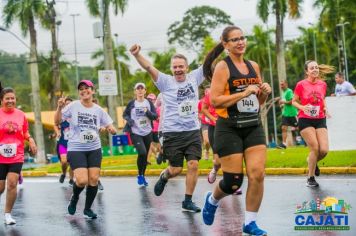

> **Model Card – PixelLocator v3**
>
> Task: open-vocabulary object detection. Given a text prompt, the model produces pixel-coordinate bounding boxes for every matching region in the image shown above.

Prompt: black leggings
[131,133,153,176]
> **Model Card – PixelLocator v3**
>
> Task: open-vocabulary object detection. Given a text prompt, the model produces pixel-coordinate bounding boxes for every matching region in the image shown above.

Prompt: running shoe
[67,195,79,215]
[182,200,201,213]
[243,221,267,236]
[68,179,74,187]
[306,176,319,187]
[18,173,23,185]
[315,165,320,176]
[233,188,242,195]
[98,180,104,191]
[154,172,168,196]
[156,154,163,165]
[4,214,16,225]
[276,143,287,149]
[59,174,65,183]
[83,209,97,219]
[142,176,148,186]
[137,175,144,186]
[207,169,217,184]
[202,192,218,225]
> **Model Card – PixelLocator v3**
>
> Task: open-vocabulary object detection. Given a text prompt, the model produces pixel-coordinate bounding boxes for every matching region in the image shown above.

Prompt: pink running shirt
[0,108,28,163]
[203,92,218,126]
[152,106,160,132]
[294,79,327,119]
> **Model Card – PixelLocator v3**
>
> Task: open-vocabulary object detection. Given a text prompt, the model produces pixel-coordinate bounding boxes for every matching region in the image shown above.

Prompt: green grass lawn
[30,147,356,173]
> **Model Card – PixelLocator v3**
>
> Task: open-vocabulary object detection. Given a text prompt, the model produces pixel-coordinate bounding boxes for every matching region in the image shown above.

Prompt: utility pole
[100,0,118,153]
[336,22,350,81]
[70,14,80,86]
[114,33,124,106]
[308,23,317,61]
[266,24,278,144]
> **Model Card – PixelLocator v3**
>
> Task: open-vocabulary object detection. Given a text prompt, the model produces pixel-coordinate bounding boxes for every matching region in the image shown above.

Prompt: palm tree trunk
[49,6,60,109]
[28,15,46,163]
[275,4,287,97]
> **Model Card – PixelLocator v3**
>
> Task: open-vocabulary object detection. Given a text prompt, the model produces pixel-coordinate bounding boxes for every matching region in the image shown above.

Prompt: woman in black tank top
[201,26,271,235]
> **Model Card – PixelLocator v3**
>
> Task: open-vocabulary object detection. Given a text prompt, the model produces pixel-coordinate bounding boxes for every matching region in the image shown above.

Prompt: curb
[22,167,356,177]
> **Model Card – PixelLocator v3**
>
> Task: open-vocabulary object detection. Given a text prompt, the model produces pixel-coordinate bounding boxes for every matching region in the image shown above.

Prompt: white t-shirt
[130,99,152,136]
[335,81,356,96]
[154,66,205,132]
[62,100,113,151]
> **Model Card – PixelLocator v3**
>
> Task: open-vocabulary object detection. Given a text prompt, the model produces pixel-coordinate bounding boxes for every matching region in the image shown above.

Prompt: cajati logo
[294,197,351,231]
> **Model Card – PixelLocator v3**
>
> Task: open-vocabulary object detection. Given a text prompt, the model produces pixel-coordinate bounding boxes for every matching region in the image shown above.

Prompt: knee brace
[219,172,244,194]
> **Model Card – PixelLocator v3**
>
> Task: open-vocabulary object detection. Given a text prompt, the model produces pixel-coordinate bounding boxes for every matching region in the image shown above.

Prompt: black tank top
[223,56,260,117]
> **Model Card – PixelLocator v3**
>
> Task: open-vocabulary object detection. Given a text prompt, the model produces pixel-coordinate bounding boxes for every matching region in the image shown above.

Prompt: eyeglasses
[227,36,246,43]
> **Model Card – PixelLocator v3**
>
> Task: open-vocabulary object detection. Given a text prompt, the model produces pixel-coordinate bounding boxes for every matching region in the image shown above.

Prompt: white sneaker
[4,213,16,225]
[207,169,217,184]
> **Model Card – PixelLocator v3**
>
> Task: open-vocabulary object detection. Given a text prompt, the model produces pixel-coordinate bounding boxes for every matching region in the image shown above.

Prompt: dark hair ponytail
[203,43,224,82]
[203,25,243,82]
[0,81,3,93]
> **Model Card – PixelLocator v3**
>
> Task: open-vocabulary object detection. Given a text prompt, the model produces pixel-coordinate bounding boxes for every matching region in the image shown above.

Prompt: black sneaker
[98,180,104,191]
[68,179,74,187]
[315,165,320,176]
[156,154,163,165]
[154,172,168,196]
[182,200,201,213]
[306,176,319,187]
[59,174,65,183]
[276,143,287,149]
[83,209,97,219]
[67,195,78,215]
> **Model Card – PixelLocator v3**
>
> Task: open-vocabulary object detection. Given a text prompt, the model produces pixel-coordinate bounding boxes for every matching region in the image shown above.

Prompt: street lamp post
[0,26,30,50]
[114,33,124,106]
[336,22,350,81]
[70,14,80,86]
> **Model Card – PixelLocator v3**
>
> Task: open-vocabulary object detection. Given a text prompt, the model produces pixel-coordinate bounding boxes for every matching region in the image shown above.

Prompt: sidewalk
[23,167,356,177]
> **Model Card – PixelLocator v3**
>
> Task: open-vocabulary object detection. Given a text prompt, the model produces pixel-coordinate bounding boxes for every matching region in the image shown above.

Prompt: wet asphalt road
[0,175,355,236]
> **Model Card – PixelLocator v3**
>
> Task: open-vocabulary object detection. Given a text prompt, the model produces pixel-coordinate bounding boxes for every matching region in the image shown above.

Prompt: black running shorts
[281,116,298,127]
[208,125,217,154]
[214,118,266,157]
[0,163,23,180]
[67,148,102,170]
[298,118,327,132]
[163,130,201,167]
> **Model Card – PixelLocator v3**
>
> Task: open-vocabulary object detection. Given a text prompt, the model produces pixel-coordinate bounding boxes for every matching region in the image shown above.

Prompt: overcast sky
[0,0,319,69]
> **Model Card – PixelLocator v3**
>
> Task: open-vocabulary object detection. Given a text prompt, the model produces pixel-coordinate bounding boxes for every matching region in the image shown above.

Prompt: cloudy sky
[0,0,319,68]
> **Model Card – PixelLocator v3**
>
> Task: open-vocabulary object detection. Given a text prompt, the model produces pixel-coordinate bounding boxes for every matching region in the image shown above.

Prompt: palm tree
[86,0,129,126]
[41,0,61,109]
[256,0,303,95]
[3,0,47,163]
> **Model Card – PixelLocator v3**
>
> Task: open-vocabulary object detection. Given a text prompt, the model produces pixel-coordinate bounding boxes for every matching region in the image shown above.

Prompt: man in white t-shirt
[331,72,356,96]
[130,44,205,213]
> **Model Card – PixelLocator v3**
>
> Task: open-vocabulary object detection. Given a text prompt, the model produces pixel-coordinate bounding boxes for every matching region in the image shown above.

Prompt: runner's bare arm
[211,61,258,108]
[252,62,271,105]
[54,96,66,125]
[105,124,117,135]
[201,101,217,122]
[130,44,160,82]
